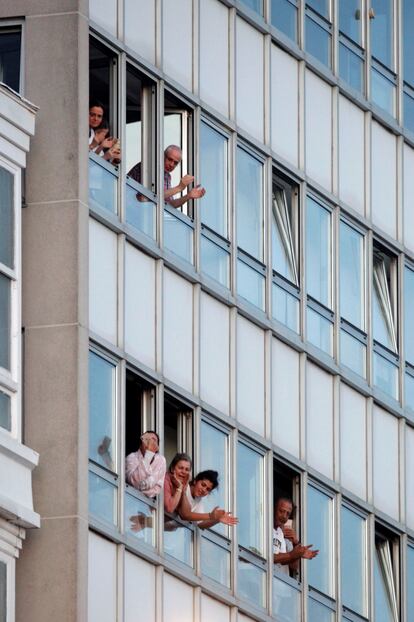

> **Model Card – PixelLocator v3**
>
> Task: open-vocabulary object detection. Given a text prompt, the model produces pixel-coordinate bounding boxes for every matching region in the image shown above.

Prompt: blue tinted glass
[272,284,299,333]
[340,331,366,377]
[273,576,300,620]
[307,307,333,355]
[404,92,414,134]
[201,235,229,288]
[339,0,362,42]
[271,0,297,41]
[237,443,264,554]
[89,157,117,214]
[0,391,10,431]
[408,546,414,620]
[125,184,156,239]
[404,267,414,363]
[237,259,265,310]
[340,222,364,328]
[89,352,116,470]
[164,519,193,566]
[307,0,329,19]
[403,0,414,84]
[88,472,117,525]
[373,352,398,399]
[163,209,193,264]
[201,538,230,587]
[371,0,393,67]
[339,43,363,93]
[308,598,334,622]
[0,167,14,269]
[236,148,263,259]
[306,198,331,306]
[405,373,414,412]
[238,558,266,607]
[0,275,10,371]
[341,507,366,615]
[307,486,333,595]
[124,492,155,547]
[306,16,331,67]
[239,0,263,15]
[200,122,227,237]
[371,68,395,116]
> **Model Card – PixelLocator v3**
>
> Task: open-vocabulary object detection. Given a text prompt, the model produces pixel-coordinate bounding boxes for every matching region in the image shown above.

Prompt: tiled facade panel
[271,337,300,458]
[236,17,264,143]
[124,552,156,622]
[200,594,231,622]
[373,405,400,520]
[270,45,299,167]
[339,383,367,501]
[236,315,265,436]
[124,0,156,65]
[306,361,334,479]
[305,70,332,192]
[163,0,193,92]
[88,532,117,622]
[371,121,397,238]
[163,574,194,622]
[199,0,229,116]
[338,95,365,216]
[89,0,117,36]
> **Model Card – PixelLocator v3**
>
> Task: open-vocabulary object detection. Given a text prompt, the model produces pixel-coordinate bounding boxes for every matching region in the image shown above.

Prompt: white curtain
[272,188,298,285]
[376,539,399,622]
[373,256,397,351]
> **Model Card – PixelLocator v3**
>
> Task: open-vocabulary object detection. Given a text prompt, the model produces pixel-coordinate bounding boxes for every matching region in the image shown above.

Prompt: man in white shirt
[125,431,166,498]
[273,497,319,574]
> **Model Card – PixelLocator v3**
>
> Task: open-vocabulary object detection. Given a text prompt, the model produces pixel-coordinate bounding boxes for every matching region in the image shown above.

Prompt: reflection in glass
[405,373,414,412]
[308,598,334,622]
[404,267,414,363]
[237,444,264,555]
[340,222,364,329]
[88,472,117,526]
[200,235,229,288]
[307,486,333,596]
[340,331,366,377]
[237,260,265,310]
[201,538,230,587]
[341,507,366,615]
[271,0,297,41]
[200,421,228,535]
[403,0,414,85]
[371,69,395,116]
[0,167,14,268]
[374,538,398,622]
[89,351,116,470]
[239,0,263,15]
[407,546,414,620]
[272,284,299,333]
[163,209,193,264]
[307,307,332,355]
[273,575,300,621]
[404,92,414,134]
[305,17,331,67]
[238,558,266,607]
[236,148,263,260]
[0,274,10,371]
[307,0,329,18]
[200,122,227,237]
[0,390,11,431]
[306,198,331,306]
[89,157,117,214]
[370,0,393,67]
[163,517,193,566]
[373,352,398,399]
[125,183,156,239]
[339,44,363,93]
[124,491,155,548]
[339,0,361,42]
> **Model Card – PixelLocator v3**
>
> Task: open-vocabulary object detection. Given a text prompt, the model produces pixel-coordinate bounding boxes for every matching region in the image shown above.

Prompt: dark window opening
[125,370,155,457]
[0,30,21,93]
[164,394,193,468]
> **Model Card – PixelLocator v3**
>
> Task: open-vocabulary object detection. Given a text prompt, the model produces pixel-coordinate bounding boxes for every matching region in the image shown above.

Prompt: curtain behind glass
[373,257,397,350]
[272,188,298,284]
[374,539,398,622]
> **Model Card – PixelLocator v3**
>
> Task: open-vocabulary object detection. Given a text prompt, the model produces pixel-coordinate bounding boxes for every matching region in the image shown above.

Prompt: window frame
[0,22,23,95]
[340,500,369,619]
[373,522,401,622]
[304,0,333,69]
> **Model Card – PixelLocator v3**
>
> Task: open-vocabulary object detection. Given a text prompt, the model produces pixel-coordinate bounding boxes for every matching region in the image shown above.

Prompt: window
[372,247,399,400]
[0,560,5,622]
[271,175,300,332]
[0,28,21,93]
[374,527,399,622]
[339,221,367,377]
[370,0,396,116]
[239,0,263,16]
[271,0,298,42]
[236,145,265,310]
[306,196,333,355]
[404,266,414,412]
[407,544,414,620]
[305,0,332,68]
[341,505,367,618]
[402,0,414,133]
[339,0,364,94]
[199,120,230,288]
[307,484,334,598]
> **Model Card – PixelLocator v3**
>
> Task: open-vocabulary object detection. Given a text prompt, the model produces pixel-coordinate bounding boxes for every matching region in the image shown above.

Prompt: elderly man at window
[125,431,166,498]
[273,497,319,573]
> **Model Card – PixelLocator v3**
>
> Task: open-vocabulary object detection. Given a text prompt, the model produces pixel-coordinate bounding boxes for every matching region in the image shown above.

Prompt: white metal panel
[125,552,155,622]
[89,0,117,36]
[371,121,397,238]
[373,405,399,520]
[125,244,156,369]
[124,0,156,65]
[305,70,332,192]
[200,292,230,415]
[200,0,229,116]
[89,219,117,345]
[271,338,300,457]
[306,362,333,479]
[236,17,264,142]
[163,573,194,622]
[339,383,367,500]
[201,594,230,622]
[270,45,299,166]
[403,143,414,253]
[88,532,117,622]
[163,268,193,392]
[406,425,414,529]
[338,95,365,215]
[163,0,193,91]
[236,316,265,436]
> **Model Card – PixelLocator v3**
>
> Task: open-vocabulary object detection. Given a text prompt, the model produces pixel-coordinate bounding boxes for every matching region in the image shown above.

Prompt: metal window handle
[369,7,375,18]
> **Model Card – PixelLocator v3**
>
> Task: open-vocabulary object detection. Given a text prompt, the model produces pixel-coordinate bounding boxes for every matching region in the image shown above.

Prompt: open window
[163,393,193,467]
[0,27,22,93]
[341,503,367,620]
[374,525,400,622]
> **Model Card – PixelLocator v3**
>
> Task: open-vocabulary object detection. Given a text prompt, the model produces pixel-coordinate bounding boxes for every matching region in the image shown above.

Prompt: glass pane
[371,68,395,116]
[237,260,265,310]
[403,0,414,85]
[339,44,364,94]
[201,538,230,587]
[271,0,297,41]
[340,331,366,378]
[407,545,414,620]
[200,235,230,288]
[404,92,414,134]
[163,209,193,264]
[340,222,364,329]
[341,507,366,616]
[125,182,156,239]
[272,189,297,284]
[307,307,333,355]
[404,267,414,363]
[0,560,5,622]
[238,558,266,608]
[306,198,331,306]
[272,284,299,333]
[89,351,116,470]
[239,0,263,15]
[236,148,263,260]
[0,31,21,92]
[405,373,414,412]
[373,352,398,399]
[164,518,193,566]
[307,0,329,18]
[339,0,362,42]
[306,17,331,67]
[0,275,10,371]
[88,471,117,526]
[372,264,395,350]
[200,421,228,535]
[371,0,393,67]
[273,575,301,621]
[0,167,13,268]
[89,157,117,214]
[200,122,227,237]
[374,544,395,622]
[124,491,155,548]
[307,486,333,596]
[237,444,264,555]
[0,391,11,431]
[308,598,334,622]
[163,111,183,189]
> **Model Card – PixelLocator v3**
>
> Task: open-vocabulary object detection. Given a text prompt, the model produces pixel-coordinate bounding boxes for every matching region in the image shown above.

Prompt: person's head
[164,145,182,174]
[169,453,192,482]
[89,99,105,129]
[274,497,293,528]
[191,470,219,498]
[140,430,159,452]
